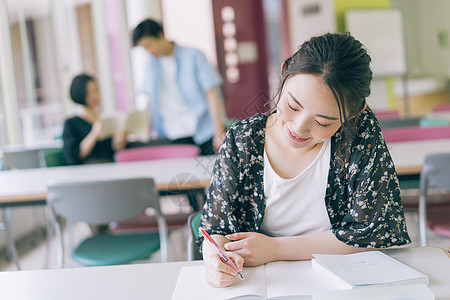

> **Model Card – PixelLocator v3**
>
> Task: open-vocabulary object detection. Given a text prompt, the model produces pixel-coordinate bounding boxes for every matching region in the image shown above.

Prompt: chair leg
[156,214,169,262]
[1,208,21,270]
[418,194,428,247]
[187,236,193,261]
[49,209,65,268]
[43,207,53,269]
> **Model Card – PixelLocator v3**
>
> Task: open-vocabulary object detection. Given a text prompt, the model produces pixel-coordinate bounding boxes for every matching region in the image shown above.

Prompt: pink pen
[199,227,245,281]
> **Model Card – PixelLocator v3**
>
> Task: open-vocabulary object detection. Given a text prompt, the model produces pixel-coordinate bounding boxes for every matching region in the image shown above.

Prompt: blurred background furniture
[0,155,213,266]
[114,144,199,162]
[46,177,168,267]
[378,116,422,130]
[418,153,450,246]
[383,127,450,222]
[1,144,61,270]
[38,148,67,167]
[382,126,450,144]
[3,148,43,170]
[113,144,205,236]
[373,109,400,120]
[432,103,450,113]
[187,211,202,261]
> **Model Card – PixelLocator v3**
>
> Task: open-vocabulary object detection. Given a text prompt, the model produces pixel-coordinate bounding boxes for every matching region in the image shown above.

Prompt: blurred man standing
[132,19,225,155]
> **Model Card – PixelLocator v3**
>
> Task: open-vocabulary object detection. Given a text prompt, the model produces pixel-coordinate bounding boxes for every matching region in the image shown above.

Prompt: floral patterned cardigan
[198,108,411,249]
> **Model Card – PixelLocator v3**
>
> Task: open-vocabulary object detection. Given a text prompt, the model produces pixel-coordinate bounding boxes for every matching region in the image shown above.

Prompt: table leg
[1,208,21,270]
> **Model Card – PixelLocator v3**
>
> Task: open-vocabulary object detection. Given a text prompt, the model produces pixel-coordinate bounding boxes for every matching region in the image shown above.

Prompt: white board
[345,9,406,77]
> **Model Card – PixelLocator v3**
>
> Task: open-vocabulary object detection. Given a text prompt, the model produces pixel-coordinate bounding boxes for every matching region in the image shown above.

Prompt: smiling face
[275,74,342,150]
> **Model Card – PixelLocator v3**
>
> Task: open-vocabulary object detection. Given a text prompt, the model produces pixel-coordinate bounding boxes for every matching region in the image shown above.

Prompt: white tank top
[261,138,332,237]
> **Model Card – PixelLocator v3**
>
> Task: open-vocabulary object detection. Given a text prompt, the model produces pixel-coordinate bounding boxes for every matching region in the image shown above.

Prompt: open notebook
[172,253,432,300]
[171,260,346,300]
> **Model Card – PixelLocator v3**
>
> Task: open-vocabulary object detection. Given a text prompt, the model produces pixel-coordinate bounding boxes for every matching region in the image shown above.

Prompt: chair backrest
[418,152,450,246]
[420,153,450,193]
[382,126,450,143]
[47,178,163,225]
[2,148,43,170]
[38,148,67,167]
[187,211,203,260]
[115,144,199,163]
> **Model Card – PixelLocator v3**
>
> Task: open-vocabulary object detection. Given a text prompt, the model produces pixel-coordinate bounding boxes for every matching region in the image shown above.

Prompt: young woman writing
[198,33,410,287]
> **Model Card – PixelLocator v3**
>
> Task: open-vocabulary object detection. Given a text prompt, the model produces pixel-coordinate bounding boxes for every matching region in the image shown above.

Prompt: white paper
[171,265,266,300]
[171,261,347,300]
[312,251,429,287]
[313,284,434,300]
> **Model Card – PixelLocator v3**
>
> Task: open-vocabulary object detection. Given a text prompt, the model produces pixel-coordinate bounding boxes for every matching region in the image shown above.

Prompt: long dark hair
[270,32,372,164]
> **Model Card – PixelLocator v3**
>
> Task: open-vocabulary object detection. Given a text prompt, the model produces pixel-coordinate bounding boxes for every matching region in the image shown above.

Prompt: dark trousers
[171,137,214,156]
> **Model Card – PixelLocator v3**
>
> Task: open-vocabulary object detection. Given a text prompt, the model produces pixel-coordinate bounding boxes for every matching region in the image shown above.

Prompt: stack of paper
[311,251,429,288]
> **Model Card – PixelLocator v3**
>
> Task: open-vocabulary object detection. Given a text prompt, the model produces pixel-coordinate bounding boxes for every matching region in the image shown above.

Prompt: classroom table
[387,139,450,175]
[2,140,450,204]
[0,155,215,270]
[0,155,215,206]
[0,247,448,300]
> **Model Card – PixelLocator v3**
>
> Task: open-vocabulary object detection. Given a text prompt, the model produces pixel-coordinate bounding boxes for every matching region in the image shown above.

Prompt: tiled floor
[0,209,449,272]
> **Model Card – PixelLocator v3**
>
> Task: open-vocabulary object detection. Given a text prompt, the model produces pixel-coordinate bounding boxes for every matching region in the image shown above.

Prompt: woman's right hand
[204,252,244,288]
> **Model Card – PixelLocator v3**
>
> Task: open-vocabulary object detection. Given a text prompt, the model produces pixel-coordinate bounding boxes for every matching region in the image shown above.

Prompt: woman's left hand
[224,232,277,266]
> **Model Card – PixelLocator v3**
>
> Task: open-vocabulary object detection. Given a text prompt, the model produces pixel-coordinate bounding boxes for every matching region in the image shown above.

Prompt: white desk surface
[0,247,448,300]
[0,156,215,205]
[388,139,450,175]
[2,139,450,204]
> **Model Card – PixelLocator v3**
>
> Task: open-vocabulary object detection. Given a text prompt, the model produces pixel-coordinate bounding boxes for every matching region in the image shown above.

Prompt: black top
[199,109,411,249]
[62,116,114,165]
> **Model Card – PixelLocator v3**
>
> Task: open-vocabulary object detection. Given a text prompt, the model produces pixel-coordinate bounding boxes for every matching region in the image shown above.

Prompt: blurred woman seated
[63,74,127,165]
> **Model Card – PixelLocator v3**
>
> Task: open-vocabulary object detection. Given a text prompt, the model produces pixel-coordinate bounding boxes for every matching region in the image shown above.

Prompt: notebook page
[265,260,347,299]
[171,265,266,300]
